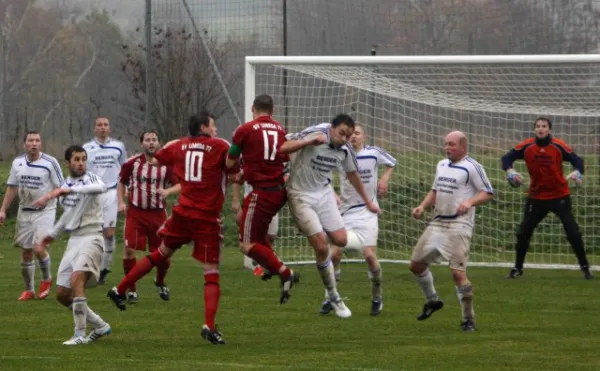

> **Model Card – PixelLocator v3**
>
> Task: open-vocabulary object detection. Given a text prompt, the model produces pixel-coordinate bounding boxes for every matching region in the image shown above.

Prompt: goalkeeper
[501,117,593,279]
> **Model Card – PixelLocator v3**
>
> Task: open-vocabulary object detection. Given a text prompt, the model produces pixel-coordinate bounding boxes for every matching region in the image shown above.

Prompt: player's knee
[328,231,347,248]
[515,227,533,242]
[21,249,33,262]
[364,247,377,264]
[409,260,427,275]
[123,247,137,259]
[55,288,71,307]
[451,269,468,286]
[240,242,253,254]
[103,228,115,239]
[329,245,342,262]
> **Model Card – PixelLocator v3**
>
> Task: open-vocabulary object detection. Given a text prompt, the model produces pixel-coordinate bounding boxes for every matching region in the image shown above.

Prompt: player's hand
[456,201,472,216]
[506,169,523,187]
[32,196,49,209]
[0,211,6,227]
[377,179,389,197]
[118,202,127,214]
[566,170,583,186]
[412,206,425,220]
[157,187,169,198]
[308,133,328,146]
[34,235,54,254]
[366,202,380,215]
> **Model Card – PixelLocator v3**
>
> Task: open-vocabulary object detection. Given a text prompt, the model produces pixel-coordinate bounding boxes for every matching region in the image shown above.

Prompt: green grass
[1,158,600,371]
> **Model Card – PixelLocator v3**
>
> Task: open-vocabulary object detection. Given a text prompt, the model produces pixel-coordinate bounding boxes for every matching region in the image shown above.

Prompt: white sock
[101,237,115,271]
[317,259,340,300]
[69,304,106,329]
[456,284,474,320]
[38,255,52,281]
[21,262,35,292]
[72,297,88,337]
[334,269,341,282]
[368,267,382,302]
[415,269,439,302]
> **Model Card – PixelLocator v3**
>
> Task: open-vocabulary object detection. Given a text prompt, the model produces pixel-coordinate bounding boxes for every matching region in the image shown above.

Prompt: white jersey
[7,153,64,211]
[339,146,396,214]
[286,123,358,193]
[429,156,494,232]
[49,172,107,238]
[83,138,127,189]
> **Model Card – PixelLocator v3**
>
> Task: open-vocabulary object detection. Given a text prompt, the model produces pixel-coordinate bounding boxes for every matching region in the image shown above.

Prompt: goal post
[244,54,600,270]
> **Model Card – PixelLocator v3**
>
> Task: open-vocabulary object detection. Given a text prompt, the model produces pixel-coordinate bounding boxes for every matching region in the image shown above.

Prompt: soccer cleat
[87,323,112,342]
[581,266,594,280]
[279,271,296,304]
[253,266,265,277]
[98,269,110,285]
[62,335,89,345]
[370,300,383,316]
[201,324,225,344]
[319,300,334,315]
[155,282,170,301]
[506,268,523,279]
[461,318,477,332]
[127,291,139,304]
[38,279,52,300]
[107,287,127,311]
[417,300,444,321]
[330,298,352,318]
[18,291,35,301]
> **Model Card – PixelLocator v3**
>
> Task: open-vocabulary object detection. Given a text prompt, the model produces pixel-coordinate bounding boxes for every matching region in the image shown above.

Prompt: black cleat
[155,281,170,301]
[127,291,139,304]
[319,300,334,315]
[461,318,477,332]
[582,266,594,280]
[261,271,273,281]
[506,268,523,279]
[280,271,296,304]
[201,324,225,344]
[98,269,110,285]
[370,300,383,316]
[417,300,444,321]
[107,287,127,311]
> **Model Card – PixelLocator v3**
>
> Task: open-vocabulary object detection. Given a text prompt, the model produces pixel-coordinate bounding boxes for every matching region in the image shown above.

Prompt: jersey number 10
[185,151,204,182]
[262,130,278,161]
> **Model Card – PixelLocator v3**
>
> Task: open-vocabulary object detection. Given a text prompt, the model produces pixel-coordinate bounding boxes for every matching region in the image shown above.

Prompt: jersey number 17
[263,130,278,161]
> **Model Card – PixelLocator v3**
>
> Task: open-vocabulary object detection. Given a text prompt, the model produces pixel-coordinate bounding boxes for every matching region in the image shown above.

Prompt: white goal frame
[244,55,600,271]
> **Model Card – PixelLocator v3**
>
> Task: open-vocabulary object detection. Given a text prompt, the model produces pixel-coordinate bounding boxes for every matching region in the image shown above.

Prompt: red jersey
[501,136,584,200]
[154,135,229,219]
[230,116,289,188]
[119,154,176,210]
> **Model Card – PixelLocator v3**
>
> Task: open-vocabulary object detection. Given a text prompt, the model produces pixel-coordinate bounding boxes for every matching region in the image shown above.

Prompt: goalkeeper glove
[566,170,583,186]
[506,169,523,188]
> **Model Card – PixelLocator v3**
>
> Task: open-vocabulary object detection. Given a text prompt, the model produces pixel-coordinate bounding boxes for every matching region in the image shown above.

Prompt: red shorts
[240,187,287,244]
[123,206,167,251]
[157,209,223,264]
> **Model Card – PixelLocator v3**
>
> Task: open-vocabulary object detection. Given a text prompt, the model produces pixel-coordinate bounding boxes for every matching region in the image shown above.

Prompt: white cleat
[330,298,352,318]
[87,323,112,342]
[62,335,89,345]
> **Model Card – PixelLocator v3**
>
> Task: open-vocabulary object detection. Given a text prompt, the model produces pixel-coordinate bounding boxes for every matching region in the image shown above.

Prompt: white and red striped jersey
[119,154,177,210]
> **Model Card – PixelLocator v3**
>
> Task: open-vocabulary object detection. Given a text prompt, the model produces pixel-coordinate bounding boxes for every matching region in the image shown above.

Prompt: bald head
[444,131,468,162]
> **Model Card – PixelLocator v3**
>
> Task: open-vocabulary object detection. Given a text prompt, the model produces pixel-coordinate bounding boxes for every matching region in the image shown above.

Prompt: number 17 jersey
[154,134,230,220]
[231,116,289,188]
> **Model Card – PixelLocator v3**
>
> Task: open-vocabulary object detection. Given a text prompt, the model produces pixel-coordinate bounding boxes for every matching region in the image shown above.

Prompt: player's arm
[457,162,494,215]
[152,140,179,167]
[501,142,527,186]
[0,186,17,226]
[119,143,129,166]
[554,141,585,183]
[117,182,127,213]
[49,158,65,188]
[375,147,397,197]
[160,183,181,198]
[117,160,133,213]
[231,183,241,213]
[345,171,379,213]
[279,131,327,154]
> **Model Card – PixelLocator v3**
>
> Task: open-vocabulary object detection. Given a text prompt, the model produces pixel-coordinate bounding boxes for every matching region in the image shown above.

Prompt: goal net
[244,55,600,270]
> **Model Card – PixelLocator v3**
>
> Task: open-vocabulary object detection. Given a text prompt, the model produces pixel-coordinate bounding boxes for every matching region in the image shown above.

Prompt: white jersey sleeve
[6,158,19,187]
[50,172,107,238]
[465,157,494,195]
[83,138,127,188]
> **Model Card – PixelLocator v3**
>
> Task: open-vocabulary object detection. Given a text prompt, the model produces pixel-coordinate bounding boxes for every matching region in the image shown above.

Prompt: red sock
[122,258,137,292]
[246,243,290,281]
[116,249,165,295]
[204,272,220,331]
[155,258,171,286]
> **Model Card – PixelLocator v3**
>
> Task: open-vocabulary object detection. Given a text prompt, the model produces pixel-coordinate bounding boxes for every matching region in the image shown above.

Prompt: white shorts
[14,209,56,249]
[101,188,118,228]
[342,207,378,250]
[244,183,279,237]
[287,185,344,237]
[56,233,104,289]
[411,224,472,271]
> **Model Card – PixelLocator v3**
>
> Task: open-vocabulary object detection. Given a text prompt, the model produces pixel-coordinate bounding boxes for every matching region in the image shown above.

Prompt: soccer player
[0,131,64,300]
[280,114,380,318]
[327,123,396,316]
[501,117,593,279]
[117,131,179,303]
[409,131,493,332]
[33,145,111,345]
[226,94,296,303]
[107,113,231,344]
[83,116,128,284]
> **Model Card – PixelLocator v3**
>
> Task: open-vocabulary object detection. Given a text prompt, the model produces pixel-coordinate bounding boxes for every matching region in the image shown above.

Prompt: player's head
[94,116,111,139]
[252,94,274,118]
[65,145,87,177]
[349,122,366,150]
[444,131,468,162]
[189,112,217,137]
[140,131,160,156]
[534,117,552,139]
[23,131,42,158]
[330,114,355,146]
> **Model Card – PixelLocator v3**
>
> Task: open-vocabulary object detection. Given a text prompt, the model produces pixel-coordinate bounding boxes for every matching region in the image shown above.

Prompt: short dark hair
[23,131,40,142]
[535,117,552,129]
[253,94,274,114]
[188,112,214,136]
[65,145,87,162]
[139,130,160,143]
[331,113,355,129]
